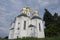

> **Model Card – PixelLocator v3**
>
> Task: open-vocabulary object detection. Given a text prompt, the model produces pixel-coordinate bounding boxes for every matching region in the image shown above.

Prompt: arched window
[24,21,26,30]
[17,27,19,30]
[39,23,41,31]
[18,22,20,30]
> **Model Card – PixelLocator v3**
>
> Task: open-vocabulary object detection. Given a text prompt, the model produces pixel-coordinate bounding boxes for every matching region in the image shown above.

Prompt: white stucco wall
[13,16,31,38]
[31,19,45,38]
[9,23,15,39]
[9,16,45,39]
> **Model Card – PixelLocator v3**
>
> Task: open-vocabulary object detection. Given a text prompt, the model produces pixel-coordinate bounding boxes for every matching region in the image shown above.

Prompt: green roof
[31,16,41,19]
[17,13,30,18]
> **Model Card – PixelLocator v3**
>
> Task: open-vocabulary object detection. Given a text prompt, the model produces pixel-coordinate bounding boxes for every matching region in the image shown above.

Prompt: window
[17,27,19,30]
[39,23,41,31]
[24,21,26,30]
[18,22,20,30]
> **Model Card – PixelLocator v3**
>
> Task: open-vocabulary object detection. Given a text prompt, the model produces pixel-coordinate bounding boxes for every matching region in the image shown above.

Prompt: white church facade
[9,7,45,39]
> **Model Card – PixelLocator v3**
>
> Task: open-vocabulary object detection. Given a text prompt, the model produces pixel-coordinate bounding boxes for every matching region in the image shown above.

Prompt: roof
[17,13,30,18]
[29,24,35,27]
[10,28,14,30]
[31,16,41,19]
[17,13,27,17]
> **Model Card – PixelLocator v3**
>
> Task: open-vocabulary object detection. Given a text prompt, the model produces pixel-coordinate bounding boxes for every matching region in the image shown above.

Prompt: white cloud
[37,0,59,7]
[10,0,23,8]
[0,6,6,11]
[53,7,60,15]
[38,0,48,7]
[0,27,9,34]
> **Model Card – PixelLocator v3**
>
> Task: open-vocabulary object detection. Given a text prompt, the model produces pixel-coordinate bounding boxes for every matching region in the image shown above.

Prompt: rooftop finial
[20,7,30,16]
[33,10,38,16]
[20,7,30,13]
[25,7,30,13]
[20,7,26,13]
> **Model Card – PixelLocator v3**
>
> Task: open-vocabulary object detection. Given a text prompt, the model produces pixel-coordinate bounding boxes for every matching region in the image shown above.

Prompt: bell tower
[21,7,26,13]
[20,7,30,16]
[25,7,30,16]
[32,10,38,16]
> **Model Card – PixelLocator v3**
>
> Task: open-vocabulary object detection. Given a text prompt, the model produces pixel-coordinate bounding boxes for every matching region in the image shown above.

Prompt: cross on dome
[32,10,38,16]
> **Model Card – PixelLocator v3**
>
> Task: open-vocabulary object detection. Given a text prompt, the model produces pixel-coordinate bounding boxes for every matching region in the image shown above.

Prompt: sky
[0,0,60,37]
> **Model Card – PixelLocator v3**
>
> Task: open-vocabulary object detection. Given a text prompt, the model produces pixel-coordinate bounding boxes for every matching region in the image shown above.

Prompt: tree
[57,16,60,33]
[53,13,60,35]
[4,36,8,39]
[43,9,53,26]
[53,13,58,22]
[45,23,59,37]
[43,9,60,37]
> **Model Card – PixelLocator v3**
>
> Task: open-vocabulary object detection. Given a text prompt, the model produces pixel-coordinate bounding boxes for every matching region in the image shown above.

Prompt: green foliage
[43,9,60,37]
[45,23,58,37]
[0,37,7,40]
[4,36,8,39]
[43,9,53,26]
[54,13,58,19]
[57,16,60,27]
[5,36,60,40]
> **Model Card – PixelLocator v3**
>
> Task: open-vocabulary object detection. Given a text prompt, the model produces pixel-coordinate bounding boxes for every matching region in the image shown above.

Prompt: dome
[31,16,41,19]
[17,13,27,17]
[17,13,30,18]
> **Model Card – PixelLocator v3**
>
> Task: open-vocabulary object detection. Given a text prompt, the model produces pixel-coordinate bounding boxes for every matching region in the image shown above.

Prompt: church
[8,7,45,39]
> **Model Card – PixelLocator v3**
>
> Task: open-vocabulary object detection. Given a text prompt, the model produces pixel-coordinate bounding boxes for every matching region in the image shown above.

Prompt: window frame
[24,21,26,30]
[39,23,41,31]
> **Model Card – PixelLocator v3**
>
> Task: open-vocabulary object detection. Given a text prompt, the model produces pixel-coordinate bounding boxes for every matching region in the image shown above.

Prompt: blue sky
[0,0,60,37]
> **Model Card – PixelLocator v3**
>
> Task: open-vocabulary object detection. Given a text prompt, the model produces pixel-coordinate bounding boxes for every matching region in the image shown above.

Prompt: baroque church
[9,7,45,39]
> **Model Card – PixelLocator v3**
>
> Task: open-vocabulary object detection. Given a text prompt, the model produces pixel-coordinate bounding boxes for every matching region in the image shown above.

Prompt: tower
[21,7,30,16]
[13,7,31,39]
[32,10,38,16]
[31,10,45,38]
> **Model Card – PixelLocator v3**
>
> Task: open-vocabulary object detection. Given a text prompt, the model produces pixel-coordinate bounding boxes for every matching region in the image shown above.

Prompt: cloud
[0,27,9,37]
[53,7,60,15]
[37,0,59,7]
[38,0,49,7]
